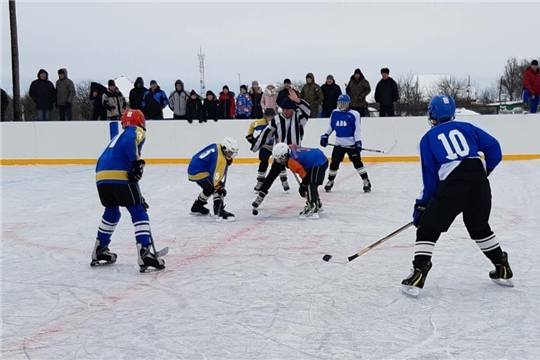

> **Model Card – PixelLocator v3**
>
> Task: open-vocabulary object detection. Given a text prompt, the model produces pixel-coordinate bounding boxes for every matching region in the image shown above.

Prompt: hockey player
[93,109,165,272]
[320,94,371,193]
[246,108,288,192]
[251,89,310,210]
[272,143,328,219]
[401,94,513,296]
[188,137,239,222]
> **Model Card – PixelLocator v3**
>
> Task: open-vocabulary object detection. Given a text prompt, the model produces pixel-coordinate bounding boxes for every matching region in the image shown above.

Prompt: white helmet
[222,137,239,160]
[272,143,290,164]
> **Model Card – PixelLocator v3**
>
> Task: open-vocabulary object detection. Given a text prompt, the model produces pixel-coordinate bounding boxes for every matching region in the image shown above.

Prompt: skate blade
[492,278,514,287]
[401,285,421,297]
[216,216,236,223]
[190,212,211,216]
[299,213,320,220]
[139,265,166,273]
[90,259,116,267]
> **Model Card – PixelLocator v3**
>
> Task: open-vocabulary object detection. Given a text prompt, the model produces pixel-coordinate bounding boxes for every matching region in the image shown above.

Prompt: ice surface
[2,161,539,360]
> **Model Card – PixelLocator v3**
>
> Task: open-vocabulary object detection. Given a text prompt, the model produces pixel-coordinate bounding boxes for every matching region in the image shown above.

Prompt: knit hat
[108,79,115,87]
[280,98,297,110]
[354,68,362,75]
[283,78,291,84]
[190,90,197,96]
[252,80,259,86]
[381,68,390,74]
[532,60,539,66]
[240,84,248,91]
[150,80,157,85]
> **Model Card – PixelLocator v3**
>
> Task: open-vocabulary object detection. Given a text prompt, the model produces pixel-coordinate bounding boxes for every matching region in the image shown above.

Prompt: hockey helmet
[272,142,290,164]
[121,109,146,129]
[221,137,240,160]
[427,95,456,126]
[337,94,351,111]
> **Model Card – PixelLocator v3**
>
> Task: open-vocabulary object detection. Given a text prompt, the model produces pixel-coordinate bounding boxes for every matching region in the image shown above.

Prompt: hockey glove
[412,203,427,228]
[298,184,307,198]
[128,159,146,182]
[320,134,329,147]
[355,141,363,152]
[246,134,255,144]
[215,183,227,197]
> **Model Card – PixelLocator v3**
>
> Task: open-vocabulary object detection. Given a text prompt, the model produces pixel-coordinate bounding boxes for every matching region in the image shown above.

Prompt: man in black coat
[321,75,342,117]
[374,68,399,117]
[29,69,56,121]
[277,78,299,108]
[129,77,147,111]
[89,82,108,120]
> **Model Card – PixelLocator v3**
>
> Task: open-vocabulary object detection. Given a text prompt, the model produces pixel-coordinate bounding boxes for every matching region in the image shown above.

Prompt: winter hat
[150,80,157,85]
[190,90,197,96]
[532,60,539,66]
[252,80,259,86]
[326,75,334,80]
[354,68,362,75]
[58,69,66,75]
[108,79,116,87]
[264,108,276,116]
[381,68,390,74]
[284,78,291,84]
[240,84,248,91]
[280,98,297,110]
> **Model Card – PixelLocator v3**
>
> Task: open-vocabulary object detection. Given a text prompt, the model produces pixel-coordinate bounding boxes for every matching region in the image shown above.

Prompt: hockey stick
[322,221,413,263]
[328,139,397,154]
[150,232,169,258]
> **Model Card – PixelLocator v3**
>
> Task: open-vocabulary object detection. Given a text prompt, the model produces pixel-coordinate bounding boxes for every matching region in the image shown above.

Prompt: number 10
[437,130,470,160]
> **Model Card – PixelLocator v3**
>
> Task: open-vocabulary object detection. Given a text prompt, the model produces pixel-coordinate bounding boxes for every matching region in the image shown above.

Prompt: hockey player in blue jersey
[188,137,240,222]
[401,94,513,296]
[93,109,165,272]
[320,94,371,193]
[272,143,328,219]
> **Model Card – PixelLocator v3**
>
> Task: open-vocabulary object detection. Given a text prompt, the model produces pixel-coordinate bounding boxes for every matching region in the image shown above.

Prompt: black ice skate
[324,180,334,192]
[252,191,266,209]
[214,200,236,222]
[363,178,372,193]
[299,201,320,220]
[401,261,432,296]
[489,252,514,287]
[90,239,117,267]
[190,199,210,216]
[316,199,324,213]
[137,243,165,273]
[253,180,264,192]
[282,180,290,192]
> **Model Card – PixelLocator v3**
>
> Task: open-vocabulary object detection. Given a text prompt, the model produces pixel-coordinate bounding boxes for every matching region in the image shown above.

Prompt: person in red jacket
[219,85,236,119]
[523,60,540,113]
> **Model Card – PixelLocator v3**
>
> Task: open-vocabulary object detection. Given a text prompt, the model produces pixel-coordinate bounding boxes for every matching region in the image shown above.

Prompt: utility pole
[9,0,22,121]
[198,47,205,96]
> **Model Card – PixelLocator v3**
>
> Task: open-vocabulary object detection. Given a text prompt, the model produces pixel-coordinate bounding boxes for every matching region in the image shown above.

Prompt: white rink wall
[1,114,539,164]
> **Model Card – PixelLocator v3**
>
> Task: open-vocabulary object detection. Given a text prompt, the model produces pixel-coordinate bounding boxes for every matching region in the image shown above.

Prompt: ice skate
[490,252,514,287]
[324,180,334,192]
[90,239,117,267]
[363,178,372,193]
[190,199,210,216]
[252,191,266,209]
[137,243,165,273]
[401,261,432,296]
[253,180,264,192]
[299,201,320,220]
[316,199,324,213]
[214,201,236,222]
[281,180,290,192]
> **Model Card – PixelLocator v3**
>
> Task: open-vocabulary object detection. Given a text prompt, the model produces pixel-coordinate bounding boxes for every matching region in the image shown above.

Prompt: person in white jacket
[261,84,278,113]
[169,80,189,120]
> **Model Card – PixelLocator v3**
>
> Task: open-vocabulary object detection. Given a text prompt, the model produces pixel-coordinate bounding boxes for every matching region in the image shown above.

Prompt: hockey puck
[252,209,259,216]
[322,254,332,262]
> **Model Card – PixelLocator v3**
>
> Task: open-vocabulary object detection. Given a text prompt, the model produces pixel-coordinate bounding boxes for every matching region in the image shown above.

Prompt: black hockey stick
[322,221,413,263]
[149,228,169,258]
[328,139,397,154]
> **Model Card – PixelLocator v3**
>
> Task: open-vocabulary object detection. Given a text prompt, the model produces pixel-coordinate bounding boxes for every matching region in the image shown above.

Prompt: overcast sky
[1,1,538,95]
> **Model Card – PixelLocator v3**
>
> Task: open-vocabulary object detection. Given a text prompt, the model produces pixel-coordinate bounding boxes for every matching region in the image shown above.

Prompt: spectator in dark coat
[29,69,56,121]
[218,85,235,119]
[202,90,219,122]
[1,88,9,121]
[142,80,169,119]
[249,81,263,119]
[346,68,371,117]
[129,77,147,111]
[186,90,204,123]
[56,68,76,120]
[375,68,399,117]
[321,74,342,117]
[89,82,107,120]
[102,80,127,120]
[277,78,299,108]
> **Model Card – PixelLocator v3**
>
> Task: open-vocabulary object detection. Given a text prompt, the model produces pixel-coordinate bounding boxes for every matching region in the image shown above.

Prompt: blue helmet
[337,94,351,111]
[427,95,456,126]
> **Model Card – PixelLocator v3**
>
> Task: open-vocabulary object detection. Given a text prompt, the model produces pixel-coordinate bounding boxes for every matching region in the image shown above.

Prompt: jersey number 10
[437,130,470,160]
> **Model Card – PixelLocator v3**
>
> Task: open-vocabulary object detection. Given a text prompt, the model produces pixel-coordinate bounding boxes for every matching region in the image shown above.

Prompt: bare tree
[73,80,93,120]
[430,76,470,101]
[478,83,499,105]
[499,56,530,101]
[20,92,36,121]
[396,73,427,116]
[275,80,304,93]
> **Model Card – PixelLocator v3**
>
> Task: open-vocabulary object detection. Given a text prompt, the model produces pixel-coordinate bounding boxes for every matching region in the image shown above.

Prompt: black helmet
[264,108,276,116]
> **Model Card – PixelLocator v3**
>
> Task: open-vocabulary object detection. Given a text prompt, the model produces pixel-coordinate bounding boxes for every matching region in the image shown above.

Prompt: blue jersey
[187,143,229,186]
[417,120,502,204]
[325,109,361,147]
[96,126,146,185]
[288,145,328,179]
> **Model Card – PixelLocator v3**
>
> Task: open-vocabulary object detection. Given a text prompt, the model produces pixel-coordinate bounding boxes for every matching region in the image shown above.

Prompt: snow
[455,108,481,116]
[2,161,539,359]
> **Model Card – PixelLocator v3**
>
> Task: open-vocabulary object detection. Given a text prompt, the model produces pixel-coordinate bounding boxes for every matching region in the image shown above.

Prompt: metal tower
[198,47,205,96]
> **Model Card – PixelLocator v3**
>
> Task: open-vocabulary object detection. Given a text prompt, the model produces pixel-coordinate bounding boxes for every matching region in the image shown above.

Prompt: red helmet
[121,109,146,129]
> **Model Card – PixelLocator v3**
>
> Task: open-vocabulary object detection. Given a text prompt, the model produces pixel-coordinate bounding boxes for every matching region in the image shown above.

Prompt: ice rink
[2,161,539,360]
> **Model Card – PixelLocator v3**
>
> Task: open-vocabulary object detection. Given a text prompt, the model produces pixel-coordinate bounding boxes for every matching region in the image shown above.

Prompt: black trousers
[329,146,364,172]
[379,104,395,117]
[58,104,73,120]
[259,161,287,194]
[258,149,272,175]
[304,161,328,203]
[98,183,143,207]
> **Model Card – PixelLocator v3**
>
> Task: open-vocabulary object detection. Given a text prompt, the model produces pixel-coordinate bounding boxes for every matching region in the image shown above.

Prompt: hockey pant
[256,148,272,181]
[303,161,328,204]
[328,146,368,181]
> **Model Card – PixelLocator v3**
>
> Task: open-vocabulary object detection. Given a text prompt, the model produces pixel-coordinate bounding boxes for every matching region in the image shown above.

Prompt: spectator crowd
[1,60,539,121]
